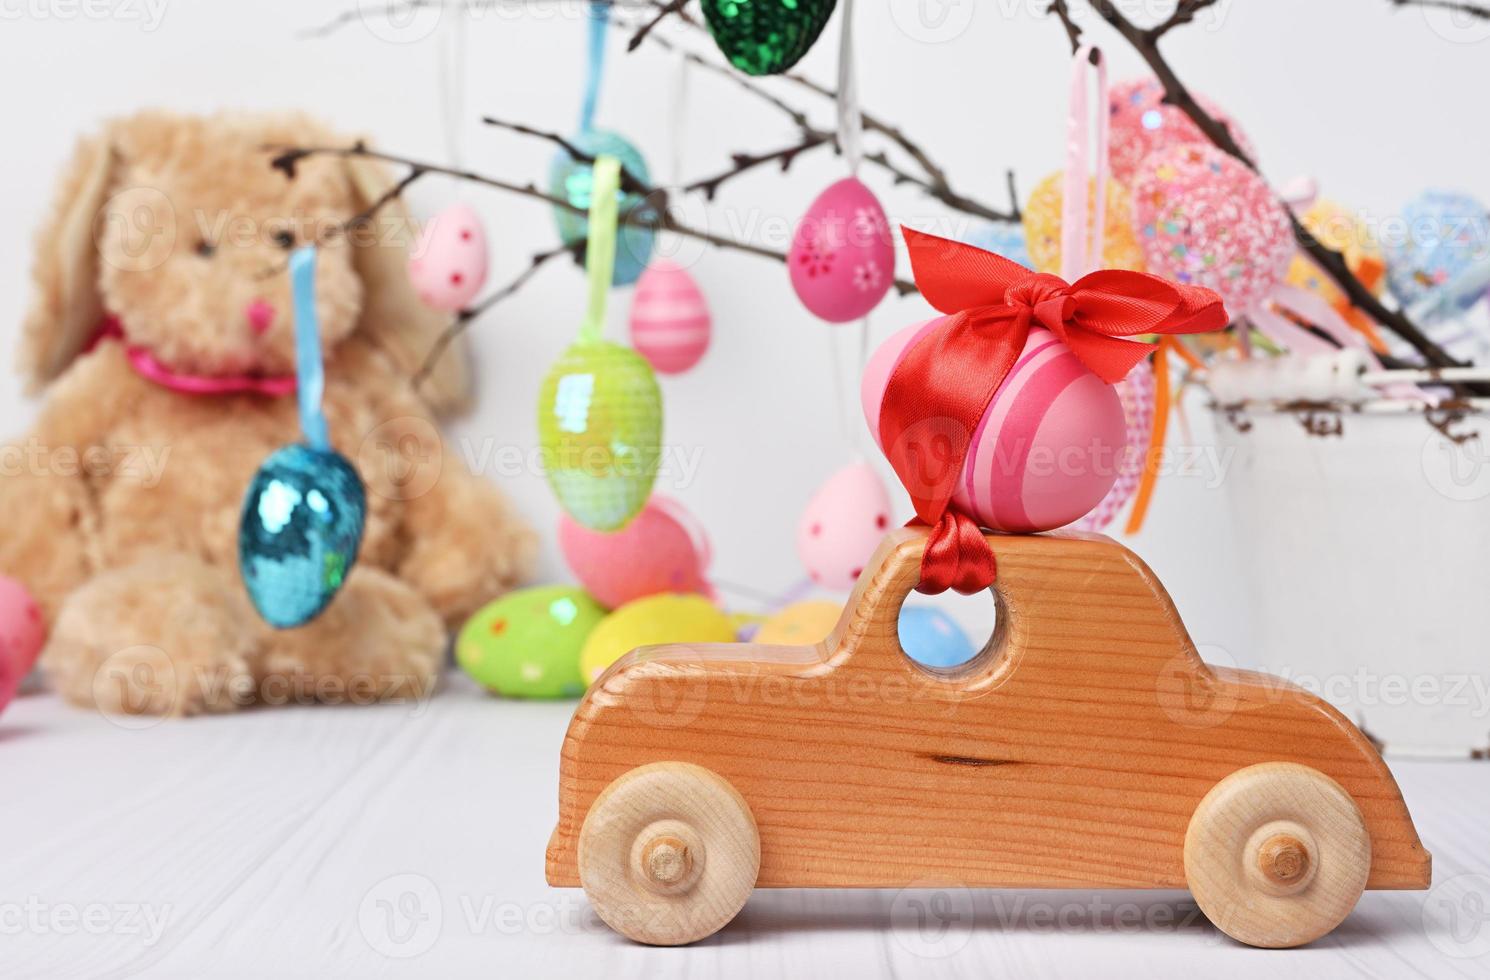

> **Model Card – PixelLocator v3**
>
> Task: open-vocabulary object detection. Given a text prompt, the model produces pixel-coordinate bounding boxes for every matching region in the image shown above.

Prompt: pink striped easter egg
[788,177,895,323]
[629,260,711,374]
[861,318,1127,533]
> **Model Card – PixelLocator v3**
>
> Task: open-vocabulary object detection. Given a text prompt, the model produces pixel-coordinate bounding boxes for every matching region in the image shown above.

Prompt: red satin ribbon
[880,227,1229,595]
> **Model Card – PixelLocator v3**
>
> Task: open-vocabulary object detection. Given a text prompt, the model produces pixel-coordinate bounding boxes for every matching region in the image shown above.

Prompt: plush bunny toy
[0,111,535,716]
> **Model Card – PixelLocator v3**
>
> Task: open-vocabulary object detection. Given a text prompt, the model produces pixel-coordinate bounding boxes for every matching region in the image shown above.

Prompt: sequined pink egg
[1108,76,1257,185]
[1132,143,1293,314]
[0,575,44,713]
[408,204,489,312]
[788,177,895,323]
[861,319,1127,533]
[629,259,711,374]
[796,462,891,590]
[559,496,712,609]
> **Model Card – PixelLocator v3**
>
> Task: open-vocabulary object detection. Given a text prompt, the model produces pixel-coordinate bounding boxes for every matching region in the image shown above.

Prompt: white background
[1,0,1487,660]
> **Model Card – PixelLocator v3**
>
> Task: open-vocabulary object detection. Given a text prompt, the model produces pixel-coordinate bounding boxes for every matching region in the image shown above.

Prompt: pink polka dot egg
[861,319,1127,533]
[629,259,711,375]
[408,203,489,312]
[796,462,891,590]
[788,177,895,323]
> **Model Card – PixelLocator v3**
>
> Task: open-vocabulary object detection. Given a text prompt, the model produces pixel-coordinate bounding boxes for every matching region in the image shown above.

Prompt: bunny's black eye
[271,229,296,250]
[195,240,216,258]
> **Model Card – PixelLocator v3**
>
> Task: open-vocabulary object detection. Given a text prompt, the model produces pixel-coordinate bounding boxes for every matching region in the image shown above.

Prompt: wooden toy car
[546,529,1431,948]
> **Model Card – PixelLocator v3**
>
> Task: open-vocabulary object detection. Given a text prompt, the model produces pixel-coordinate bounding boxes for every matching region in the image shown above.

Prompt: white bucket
[1209,356,1490,757]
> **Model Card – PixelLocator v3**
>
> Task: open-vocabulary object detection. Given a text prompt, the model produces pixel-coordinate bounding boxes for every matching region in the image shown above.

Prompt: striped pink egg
[629,259,711,375]
[861,318,1127,533]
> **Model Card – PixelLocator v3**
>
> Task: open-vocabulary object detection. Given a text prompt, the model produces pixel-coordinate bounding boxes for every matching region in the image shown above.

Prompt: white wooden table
[2,677,1487,979]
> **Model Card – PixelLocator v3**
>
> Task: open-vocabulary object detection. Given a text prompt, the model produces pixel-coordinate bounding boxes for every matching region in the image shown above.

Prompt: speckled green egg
[456,585,607,699]
[538,338,663,532]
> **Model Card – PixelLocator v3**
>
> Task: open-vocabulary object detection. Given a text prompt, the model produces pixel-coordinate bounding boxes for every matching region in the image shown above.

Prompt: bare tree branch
[628,0,689,50]
[685,132,835,199]
[271,142,918,294]
[1387,0,1490,19]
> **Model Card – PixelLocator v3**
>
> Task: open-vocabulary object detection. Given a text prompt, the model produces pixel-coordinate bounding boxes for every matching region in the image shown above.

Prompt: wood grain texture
[548,529,1431,898]
[1183,762,1372,948]
[577,761,760,945]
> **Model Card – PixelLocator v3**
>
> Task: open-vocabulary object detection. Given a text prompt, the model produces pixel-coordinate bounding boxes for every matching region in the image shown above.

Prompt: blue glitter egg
[963,223,1032,269]
[549,130,656,286]
[898,605,977,669]
[1384,190,1490,321]
[239,443,366,628]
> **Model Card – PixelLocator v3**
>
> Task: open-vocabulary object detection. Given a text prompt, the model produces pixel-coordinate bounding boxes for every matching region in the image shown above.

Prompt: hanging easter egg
[1076,359,1155,532]
[963,223,1032,269]
[796,461,891,590]
[549,130,656,287]
[1107,75,1257,185]
[559,496,712,609]
[1383,190,1490,322]
[701,0,837,76]
[754,600,841,646]
[538,339,663,532]
[1023,172,1147,275]
[897,605,976,669]
[0,576,44,714]
[789,177,895,323]
[1132,144,1293,315]
[408,203,489,312]
[1288,199,1386,305]
[239,444,367,629]
[456,585,605,699]
[863,319,1126,533]
[580,593,737,683]
[629,259,711,374]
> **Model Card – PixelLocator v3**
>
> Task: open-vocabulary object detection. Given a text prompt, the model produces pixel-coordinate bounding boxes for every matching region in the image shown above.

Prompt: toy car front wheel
[578,761,760,945]
[1184,761,1372,948]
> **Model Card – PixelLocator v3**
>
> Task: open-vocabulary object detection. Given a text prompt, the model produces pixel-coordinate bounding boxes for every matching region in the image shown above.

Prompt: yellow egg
[580,593,737,683]
[754,600,842,645]
[1023,172,1146,276]
[1286,199,1386,304]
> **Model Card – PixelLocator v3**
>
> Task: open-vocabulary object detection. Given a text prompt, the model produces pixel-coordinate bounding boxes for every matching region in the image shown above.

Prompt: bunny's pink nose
[246,300,277,335]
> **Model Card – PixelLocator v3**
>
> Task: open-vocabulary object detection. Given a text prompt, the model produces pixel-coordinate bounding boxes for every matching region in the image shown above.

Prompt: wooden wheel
[578,762,760,945]
[1185,762,1371,948]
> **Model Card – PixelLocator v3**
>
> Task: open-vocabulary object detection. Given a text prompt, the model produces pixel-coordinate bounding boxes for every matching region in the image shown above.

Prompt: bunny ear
[20,130,117,392]
[342,152,473,416]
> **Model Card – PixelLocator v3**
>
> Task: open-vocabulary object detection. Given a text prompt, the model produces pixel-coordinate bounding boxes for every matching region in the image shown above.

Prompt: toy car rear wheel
[1184,761,1371,948]
[578,761,760,945]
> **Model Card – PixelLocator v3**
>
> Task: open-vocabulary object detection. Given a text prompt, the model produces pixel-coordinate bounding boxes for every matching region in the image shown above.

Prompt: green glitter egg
[456,585,607,699]
[538,338,663,532]
[701,0,837,77]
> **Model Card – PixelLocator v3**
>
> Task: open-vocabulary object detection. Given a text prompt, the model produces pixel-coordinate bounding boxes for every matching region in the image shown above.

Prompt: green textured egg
[538,339,662,532]
[701,0,837,77]
[456,585,606,699]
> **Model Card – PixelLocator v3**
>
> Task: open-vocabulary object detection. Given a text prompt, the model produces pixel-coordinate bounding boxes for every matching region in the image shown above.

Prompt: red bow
[881,227,1228,595]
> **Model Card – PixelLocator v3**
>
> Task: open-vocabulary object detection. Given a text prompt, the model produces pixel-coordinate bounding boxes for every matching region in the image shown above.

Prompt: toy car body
[547,530,1430,947]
